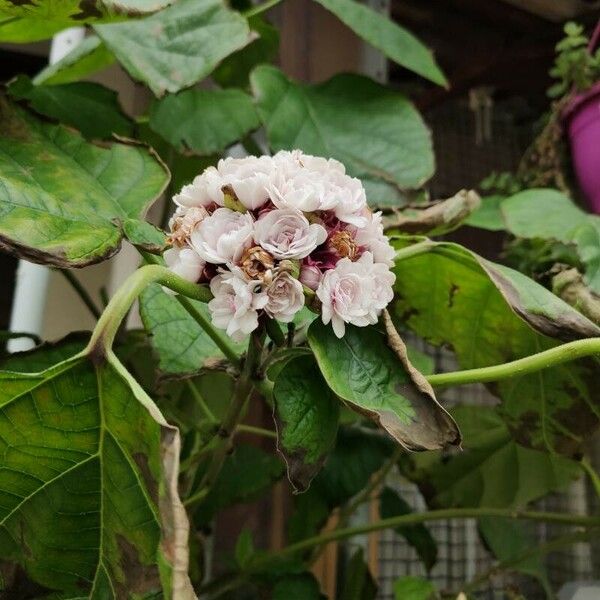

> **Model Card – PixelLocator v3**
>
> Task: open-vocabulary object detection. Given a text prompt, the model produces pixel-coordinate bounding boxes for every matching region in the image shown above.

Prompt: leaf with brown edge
[0,94,169,267]
[273,354,340,492]
[0,342,195,599]
[385,189,481,236]
[307,320,461,451]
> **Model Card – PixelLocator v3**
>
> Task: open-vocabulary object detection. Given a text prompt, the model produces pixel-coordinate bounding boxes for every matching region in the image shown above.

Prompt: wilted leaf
[149,88,259,155]
[400,406,580,508]
[307,321,460,451]
[273,355,339,492]
[33,35,115,86]
[251,65,434,206]
[139,283,241,377]
[0,343,194,598]
[387,189,481,236]
[391,238,600,453]
[380,487,437,571]
[95,0,254,96]
[9,75,132,140]
[502,189,600,293]
[0,96,168,267]
[314,0,446,86]
[553,268,600,326]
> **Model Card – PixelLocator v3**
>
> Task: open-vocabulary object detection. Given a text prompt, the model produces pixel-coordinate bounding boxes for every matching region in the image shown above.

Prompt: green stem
[185,328,265,509]
[86,264,211,354]
[393,240,435,262]
[243,0,283,19]
[58,269,102,320]
[265,318,286,347]
[187,380,217,423]
[248,508,600,571]
[236,424,277,439]
[462,530,595,595]
[580,457,600,500]
[426,338,600,387]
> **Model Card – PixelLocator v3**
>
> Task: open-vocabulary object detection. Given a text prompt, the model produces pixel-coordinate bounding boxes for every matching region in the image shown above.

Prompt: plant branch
[426,337,600,388]
[236,424,277,439]
[187,380,217,423]
[86,264,211,353]
[580,457,600,500]
[248,508,600,571]
[58,269,102,320]
[243,0,283,19]
[393,240,436,262]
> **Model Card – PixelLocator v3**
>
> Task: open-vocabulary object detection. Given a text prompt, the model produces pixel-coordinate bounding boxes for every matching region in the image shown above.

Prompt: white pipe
[8,26,86,353]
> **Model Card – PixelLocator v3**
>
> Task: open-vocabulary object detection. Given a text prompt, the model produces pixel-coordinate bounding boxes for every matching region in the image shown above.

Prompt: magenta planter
[563,81,600,214]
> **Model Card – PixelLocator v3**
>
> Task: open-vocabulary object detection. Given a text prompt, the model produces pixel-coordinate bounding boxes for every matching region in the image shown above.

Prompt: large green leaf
[400,406,580,508]
[307,321,460,451]
[139,283,241,377]
[9,75,133,140]
[149,88,259,155]
[273,355,339,492]
[273,573,323,600]
[33,35,115,86]
[391,239,600,453]
[502,189,600,293]
[313,0,446,86]
[0,96,167,267]
[95,0,254,97]
[251,65,434,206]
[0,16,66,42]
[0,346,193,598]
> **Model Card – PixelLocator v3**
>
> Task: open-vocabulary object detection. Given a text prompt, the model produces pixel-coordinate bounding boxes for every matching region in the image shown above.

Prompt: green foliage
[94,0,254,96]
[393,576,437,600]
[391,239,600,453]
[273,354,340,491]
[308,321,460,451]
[548,21,600,98]
[313,0,446,86]
[0,96,168,267]
[339,549,378,600]
[251,65,434,206]
[272,573,324,599]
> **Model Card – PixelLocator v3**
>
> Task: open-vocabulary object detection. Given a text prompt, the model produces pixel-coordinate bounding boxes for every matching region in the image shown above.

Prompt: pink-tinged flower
[172,167,223,208]
[254,209,327,260]
[216,155,277,209]
[353,211,395,266]
[164,247,205,283]
[332,175,368,227]
[208,270,268,341]
[265,272,305,322]
[316,252,394,338]
[168,206,209,247]
[191,207,254,265]
[300,264,323,290]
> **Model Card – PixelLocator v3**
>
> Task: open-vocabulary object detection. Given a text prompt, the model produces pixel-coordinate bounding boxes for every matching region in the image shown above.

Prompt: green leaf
[0,344,193,597]
[139,283,240,377]
[0,17,67,42]
[313,0,446,86]
[251,65,434,206]
[393,576,437,600]
[0,96,168,267]
[213,16,279,88]
[193,444,284,526]
[340,549,377,600]
[149,88,259,155]
[400,406,580,508]
[33,36,115,86]
[95,0,254,97]
[273,354,339,492]
[391,238,600,453]
[464,194,506,231]
[8,75,133,140]
[502,189,600,292]
[307,321,460,451]
[234,529,255,568]
[479,516,551,595]
[273,573,323,600]
[380,487,437,571]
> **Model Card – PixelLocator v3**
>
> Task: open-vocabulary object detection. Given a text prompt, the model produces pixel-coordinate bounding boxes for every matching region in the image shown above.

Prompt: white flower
[264,272,305,322]
[208,270,268,341]
[168,205,209,247]
[172,167,223,208]
[354,211,395,266]
[316,252,394,338]
[332,175,368,227]
[164,247,205,283]
[254,208,327,259]
[191,207,254,265]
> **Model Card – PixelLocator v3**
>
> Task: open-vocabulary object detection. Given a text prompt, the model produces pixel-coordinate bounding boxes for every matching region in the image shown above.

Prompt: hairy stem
[249,508,600,571]
[426,337,600,387]
[58,269,102,320]
[86,264,211,354]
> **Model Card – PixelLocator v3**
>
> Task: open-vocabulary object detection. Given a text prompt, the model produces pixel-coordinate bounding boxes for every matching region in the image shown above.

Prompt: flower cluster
[165,150,396,340]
